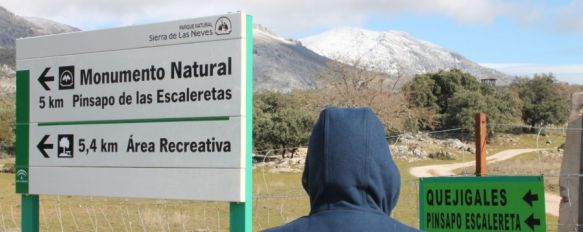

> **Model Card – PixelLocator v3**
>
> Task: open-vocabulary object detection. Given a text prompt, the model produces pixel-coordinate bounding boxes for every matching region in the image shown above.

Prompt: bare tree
[304,59,411,133]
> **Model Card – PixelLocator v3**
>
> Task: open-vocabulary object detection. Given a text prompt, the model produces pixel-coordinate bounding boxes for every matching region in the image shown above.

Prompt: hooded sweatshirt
[264,107,419,232]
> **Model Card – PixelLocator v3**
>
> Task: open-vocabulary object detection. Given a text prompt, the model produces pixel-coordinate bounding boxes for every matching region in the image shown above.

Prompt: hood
[302,107,401,215]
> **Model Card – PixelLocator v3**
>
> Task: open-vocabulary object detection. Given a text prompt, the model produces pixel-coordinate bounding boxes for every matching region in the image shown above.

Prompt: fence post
[559,92,583,232]
[475,113,487,176]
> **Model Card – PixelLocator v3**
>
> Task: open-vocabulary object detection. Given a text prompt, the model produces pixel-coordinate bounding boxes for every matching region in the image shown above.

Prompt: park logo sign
[15,12,254,231]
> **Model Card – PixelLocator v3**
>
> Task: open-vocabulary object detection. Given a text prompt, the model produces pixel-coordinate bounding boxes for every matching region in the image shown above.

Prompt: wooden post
[475,113,487,176]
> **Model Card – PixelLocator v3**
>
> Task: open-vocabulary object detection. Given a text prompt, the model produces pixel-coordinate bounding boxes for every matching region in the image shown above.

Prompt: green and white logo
[16,168,28,183]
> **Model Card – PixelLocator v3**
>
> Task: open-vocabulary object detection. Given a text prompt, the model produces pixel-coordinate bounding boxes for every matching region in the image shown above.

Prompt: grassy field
[2,165,415,231]
[0,132,567,231]
[485,151,562,230]
[0,166,427,231]
[0,172,234,231]
[488,132,564,154]
[488,151,562,193]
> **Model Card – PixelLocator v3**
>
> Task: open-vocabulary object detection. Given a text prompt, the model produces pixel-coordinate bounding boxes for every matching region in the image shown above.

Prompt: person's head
[302,107,401,215]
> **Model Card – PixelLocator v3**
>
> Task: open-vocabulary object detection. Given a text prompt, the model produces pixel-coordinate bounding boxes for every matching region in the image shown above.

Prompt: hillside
[0,6,515,96]
[252,25,333,91]
[301,27,512,85]
[0,6,79,96]
[0,6,79,49]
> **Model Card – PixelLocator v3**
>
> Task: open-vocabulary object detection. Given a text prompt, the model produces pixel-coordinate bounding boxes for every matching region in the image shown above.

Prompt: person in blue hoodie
[264,107,419,232]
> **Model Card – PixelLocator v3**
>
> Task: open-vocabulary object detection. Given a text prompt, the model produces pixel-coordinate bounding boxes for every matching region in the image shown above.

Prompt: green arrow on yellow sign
[419,176,546,232]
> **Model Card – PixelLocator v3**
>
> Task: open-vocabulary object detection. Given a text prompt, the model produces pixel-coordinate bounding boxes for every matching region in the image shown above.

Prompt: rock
[390,144,428,162]
[253,154,281,163]
[444,139,473,153]
[542,149,563,158]
[413,147,428,158]
[291,157,306,165]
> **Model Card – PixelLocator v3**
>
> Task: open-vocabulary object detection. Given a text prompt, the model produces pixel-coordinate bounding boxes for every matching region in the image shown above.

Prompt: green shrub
[2,162,15,173]
[253,91,315,157]
[428,151,455,160]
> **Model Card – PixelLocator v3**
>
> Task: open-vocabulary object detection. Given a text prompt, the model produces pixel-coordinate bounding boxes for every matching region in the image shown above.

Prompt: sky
[2,0,582,84]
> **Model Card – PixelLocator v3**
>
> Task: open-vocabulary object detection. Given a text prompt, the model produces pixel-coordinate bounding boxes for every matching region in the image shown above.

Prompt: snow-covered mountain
[301,27,511,85]
[0,3,330,94]
[25,17,80,36]
[0,5,513,96]
[253,25,332,91]
[0,6,79,49]
[0,6,80,96]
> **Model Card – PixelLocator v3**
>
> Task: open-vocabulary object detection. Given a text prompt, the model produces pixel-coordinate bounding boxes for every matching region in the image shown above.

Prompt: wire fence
[0,123,580,231]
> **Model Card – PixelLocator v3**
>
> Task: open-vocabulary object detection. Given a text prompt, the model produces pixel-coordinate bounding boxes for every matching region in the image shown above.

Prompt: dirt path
[409,149,561,217]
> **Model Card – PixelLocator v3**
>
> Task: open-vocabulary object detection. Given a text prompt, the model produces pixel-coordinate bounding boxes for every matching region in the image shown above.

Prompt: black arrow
[37,135,53,158]
[38,67,54,91]
[523,190,539,207]
[525,214,541,231]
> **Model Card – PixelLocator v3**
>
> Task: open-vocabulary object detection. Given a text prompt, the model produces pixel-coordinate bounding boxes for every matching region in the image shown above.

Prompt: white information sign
[19,23,245,123]
[29,119,244,168]
[16,13,250,202]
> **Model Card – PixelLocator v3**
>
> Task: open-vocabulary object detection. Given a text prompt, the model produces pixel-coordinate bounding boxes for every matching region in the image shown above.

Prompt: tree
[488,88,523,126]
[312,61,414,133]
[404,69,482,129]
[511,74,569,128]
[403,74,439,112]
[444,88,523,132]
[405,69,481,114]
[253,91,314,157]
[0,98,15,154]
[405,69,523,132]
[444,90,488,131]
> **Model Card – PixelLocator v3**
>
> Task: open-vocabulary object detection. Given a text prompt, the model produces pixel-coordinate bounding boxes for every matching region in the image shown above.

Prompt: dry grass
[0,164,421,231]
[488,151,562,192]
[0,132,567,231]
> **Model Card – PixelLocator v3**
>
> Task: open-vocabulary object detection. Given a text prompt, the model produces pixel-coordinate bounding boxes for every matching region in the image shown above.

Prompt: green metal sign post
[16,68,38,232]
[419,176,546,232]
[229,14,253,232]
[21,195,39,232]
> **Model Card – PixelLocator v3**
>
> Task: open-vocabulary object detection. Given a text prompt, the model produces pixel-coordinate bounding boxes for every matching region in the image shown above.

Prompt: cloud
[0,0,558,37]
[560,49,583,59]
[554,0,583,34]
[481,63,583,84]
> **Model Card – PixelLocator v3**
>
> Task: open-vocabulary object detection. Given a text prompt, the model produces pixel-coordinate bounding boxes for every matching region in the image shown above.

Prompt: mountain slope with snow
[25,17,80,36]
[301,27,511,85]
[0,6,79,96]
[253,25,332,91]
[0,6,79,49]
[0,5,514,96]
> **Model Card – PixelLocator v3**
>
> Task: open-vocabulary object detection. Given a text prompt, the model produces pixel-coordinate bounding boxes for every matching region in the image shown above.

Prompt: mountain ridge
[0,6,78,96]
[301,27,512,85]
[253,24,333,91]
[0,6,80,49]
[0,6,514,97]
